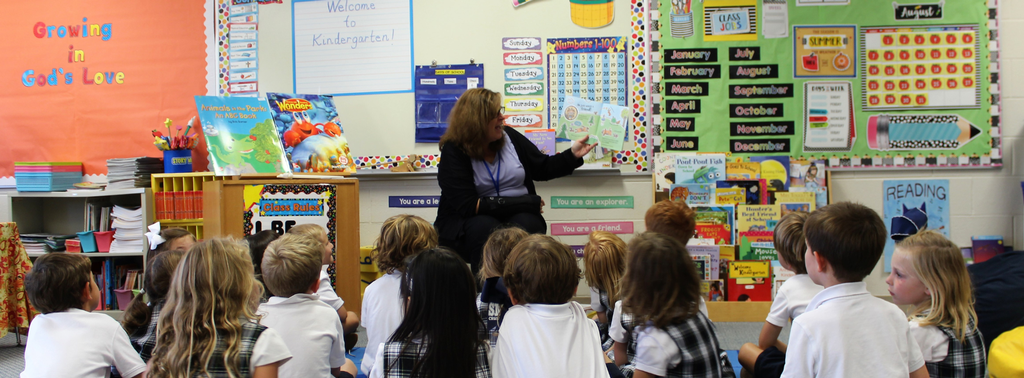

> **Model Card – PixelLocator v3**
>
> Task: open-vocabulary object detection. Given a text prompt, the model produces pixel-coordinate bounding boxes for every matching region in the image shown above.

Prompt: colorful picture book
[195,96,291,176]
[557,96,602,141]
[715,187,745,205]
[737,204,781,232]
[689,245,722,280]
[675,154,727,185]
[971,235,1005,263]
[703,279,726,302]
[790,159,828,208]
[717,179,767,205]
[728,260,772,302]
[525,129,557,155]
[265,93,356,174]
[740,242,778,261]
[693,254,711,280]
[670,183,714,205]
[750,155,790,191]
[726,161,761,179]
[692,205,736,245]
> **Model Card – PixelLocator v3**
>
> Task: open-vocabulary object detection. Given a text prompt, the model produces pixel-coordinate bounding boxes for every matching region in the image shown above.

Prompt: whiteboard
[258,0,634,159]
[292,0,413,96]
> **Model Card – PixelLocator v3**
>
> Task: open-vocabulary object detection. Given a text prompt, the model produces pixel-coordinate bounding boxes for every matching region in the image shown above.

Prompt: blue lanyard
[484,154,502,196]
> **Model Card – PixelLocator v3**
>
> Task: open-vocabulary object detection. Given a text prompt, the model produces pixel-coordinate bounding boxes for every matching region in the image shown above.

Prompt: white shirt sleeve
[369,343,386,378]
[318,268,345,310]
[590,287,605,312]
[110,326,146,378]
[699,297,708,319]
[329,315,347,368]
[249,327,293,373]
[609,301,627,343]
[780,320,817,378]
[909,320,950,363]
[634,326,681,377]
[765,289,790,327]
[905,321,926,372]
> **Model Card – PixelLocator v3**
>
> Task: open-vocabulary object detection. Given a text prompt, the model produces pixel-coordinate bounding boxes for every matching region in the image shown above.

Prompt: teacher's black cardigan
[435,126,584,244]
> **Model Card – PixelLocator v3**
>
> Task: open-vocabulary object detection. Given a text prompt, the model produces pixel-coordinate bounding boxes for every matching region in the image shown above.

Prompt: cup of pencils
[154,117,199,173]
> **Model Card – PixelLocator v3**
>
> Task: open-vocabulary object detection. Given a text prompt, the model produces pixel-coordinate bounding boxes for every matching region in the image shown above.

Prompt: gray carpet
[0,332,26,377]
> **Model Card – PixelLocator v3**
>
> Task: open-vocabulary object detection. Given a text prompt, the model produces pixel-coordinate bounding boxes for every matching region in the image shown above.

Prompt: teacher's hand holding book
[571,135,597,158]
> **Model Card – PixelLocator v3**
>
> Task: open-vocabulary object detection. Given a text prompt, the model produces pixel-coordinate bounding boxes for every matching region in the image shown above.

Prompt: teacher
[435,88,596,271]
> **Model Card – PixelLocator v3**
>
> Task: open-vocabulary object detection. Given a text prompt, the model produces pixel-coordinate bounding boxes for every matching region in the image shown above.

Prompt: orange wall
[0,1,208,176]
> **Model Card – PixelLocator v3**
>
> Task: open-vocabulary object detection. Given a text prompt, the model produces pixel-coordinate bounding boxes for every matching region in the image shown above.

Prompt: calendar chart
[547,37,628,130]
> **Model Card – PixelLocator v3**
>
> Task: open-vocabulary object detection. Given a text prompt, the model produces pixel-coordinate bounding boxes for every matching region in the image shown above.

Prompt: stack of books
[19,233,76,253]
[106,157,162,190]
[109,205,145,253]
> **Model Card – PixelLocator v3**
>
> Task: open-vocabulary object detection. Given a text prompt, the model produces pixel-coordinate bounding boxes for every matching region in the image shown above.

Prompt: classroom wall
[350,2,1024,299]
[256,0,637,158]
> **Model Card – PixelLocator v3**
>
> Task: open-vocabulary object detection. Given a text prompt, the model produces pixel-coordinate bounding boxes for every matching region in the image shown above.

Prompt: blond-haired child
[888,230,986,376]
[23,253,146,378]
[781,203,927,378]
[361,214,438,376]
[148,238,292,378]
[288,223,360,338]
[738,211,821,378]
[584,230,628,350]
[259,233,357,378]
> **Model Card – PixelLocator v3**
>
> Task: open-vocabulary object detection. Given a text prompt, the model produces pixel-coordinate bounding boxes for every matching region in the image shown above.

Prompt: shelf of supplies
[26,252,147,258]
[1,188,147,198]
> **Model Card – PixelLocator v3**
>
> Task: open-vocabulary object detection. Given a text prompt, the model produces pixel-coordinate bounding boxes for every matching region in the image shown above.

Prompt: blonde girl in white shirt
[887,230,986,378]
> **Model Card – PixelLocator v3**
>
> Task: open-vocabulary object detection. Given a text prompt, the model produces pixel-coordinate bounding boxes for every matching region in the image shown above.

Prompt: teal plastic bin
[77,231,97,253]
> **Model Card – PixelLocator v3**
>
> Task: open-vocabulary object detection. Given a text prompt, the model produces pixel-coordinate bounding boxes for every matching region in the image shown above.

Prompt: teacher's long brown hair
[439,88,504,159]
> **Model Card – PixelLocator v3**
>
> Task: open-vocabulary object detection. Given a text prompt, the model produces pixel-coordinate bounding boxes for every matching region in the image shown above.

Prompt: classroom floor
[0,322,786,377]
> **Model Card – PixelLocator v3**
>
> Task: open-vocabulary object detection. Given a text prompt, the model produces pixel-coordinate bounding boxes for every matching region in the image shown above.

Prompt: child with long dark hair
[121,249,185,362]
[369,247,490,378]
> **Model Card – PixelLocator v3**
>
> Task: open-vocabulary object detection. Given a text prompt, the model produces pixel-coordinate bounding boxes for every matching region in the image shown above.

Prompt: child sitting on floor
[288,223,360,341]
[121,249,185,363]
[583,230,628,351]
[22,253,146,378]
[477,226,529,345]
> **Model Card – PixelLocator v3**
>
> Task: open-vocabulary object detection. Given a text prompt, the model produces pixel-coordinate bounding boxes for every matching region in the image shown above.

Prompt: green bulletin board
[657,0,1000,168]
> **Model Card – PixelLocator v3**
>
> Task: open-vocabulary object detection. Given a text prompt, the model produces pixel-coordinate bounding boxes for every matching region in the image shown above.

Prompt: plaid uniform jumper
[595,290,616,351]
[617,310,640,378]
[193,321,266,378]
[129,301,164,363]
[656,311,735,378]
[380,340,491,378]
[925,323,987,378]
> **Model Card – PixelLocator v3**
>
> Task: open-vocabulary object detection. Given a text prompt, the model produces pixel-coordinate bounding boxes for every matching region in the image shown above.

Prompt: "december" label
[730,138,791,153]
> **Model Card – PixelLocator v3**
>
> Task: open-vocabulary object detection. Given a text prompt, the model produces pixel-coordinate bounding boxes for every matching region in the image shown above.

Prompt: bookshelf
[0,188,153,316]
[150,172,232,239]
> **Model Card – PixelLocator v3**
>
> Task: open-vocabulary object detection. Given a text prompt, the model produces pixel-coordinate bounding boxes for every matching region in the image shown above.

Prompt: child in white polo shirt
[288,224,360,347]
[738,211,822,378]
[491,234,612,378]
[258,233,357,378]
[781,202,928,378]
[22,253,146,378]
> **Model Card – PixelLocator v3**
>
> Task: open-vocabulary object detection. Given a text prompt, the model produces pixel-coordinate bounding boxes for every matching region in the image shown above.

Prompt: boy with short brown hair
[491,234,611,378]
[781,202,927,378]
[22,253,146,378]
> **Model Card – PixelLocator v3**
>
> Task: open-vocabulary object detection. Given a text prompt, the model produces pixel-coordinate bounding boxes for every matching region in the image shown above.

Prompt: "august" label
[729,64,779,79]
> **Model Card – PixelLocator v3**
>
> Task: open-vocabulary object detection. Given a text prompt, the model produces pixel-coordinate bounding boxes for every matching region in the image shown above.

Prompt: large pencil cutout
[867,114,980,151]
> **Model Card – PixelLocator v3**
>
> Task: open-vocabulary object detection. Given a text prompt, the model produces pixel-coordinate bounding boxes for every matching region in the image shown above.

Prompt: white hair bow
[146,222,166,250]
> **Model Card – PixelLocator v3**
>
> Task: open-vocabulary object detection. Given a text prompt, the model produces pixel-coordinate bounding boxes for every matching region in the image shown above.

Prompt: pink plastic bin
[93,231,114,252]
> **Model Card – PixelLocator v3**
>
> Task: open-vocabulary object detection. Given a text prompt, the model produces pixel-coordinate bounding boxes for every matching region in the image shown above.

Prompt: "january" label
[663,48,718,63]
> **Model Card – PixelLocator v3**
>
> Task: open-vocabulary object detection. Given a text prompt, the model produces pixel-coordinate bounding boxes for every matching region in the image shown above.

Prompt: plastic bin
[114,289,135,310]
[77,231,97,253]
[93,231,114,252]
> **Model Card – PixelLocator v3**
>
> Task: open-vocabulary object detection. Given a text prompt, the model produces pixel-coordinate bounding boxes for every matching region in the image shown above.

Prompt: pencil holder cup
[164,150,193,173]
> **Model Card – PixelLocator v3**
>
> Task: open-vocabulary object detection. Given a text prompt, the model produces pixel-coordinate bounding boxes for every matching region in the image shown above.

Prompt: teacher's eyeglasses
[498,106,505,115]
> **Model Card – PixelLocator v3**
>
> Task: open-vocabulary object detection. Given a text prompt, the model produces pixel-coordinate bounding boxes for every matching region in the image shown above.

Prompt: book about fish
[265,93,356,173]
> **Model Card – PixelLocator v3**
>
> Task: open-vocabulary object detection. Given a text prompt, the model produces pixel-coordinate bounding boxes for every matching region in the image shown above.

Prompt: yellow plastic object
[990,326,1024,378]
[569,0,614,28]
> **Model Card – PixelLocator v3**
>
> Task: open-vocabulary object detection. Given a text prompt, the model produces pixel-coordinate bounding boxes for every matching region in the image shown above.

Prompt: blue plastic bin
[77,231,97,253]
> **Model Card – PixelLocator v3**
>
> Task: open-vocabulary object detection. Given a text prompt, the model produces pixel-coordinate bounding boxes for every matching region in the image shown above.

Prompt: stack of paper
[106,157,163,190]
[19,233,75,253]
[109,205,145,253]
